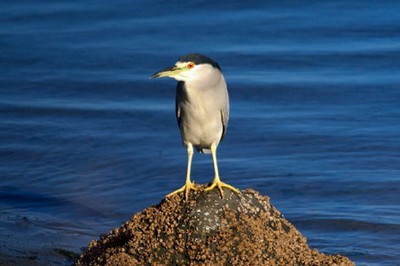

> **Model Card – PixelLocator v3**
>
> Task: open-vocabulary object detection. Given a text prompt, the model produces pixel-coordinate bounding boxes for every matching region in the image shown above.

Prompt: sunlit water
[1,1,400,265]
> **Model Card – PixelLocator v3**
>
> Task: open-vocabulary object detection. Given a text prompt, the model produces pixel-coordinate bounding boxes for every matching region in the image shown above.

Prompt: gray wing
[220,87,229,141]
[175,81,184,128]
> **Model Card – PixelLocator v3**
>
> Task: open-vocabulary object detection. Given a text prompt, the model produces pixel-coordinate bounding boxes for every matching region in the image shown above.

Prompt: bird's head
[150,53,222,83]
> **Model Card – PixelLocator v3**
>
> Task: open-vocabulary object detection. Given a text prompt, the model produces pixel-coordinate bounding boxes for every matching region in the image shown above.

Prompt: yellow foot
[205,179,240,199]
[166,181,197,201]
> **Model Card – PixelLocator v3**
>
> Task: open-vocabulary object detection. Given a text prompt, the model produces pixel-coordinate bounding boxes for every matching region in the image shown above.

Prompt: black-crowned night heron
[151,53,239,200]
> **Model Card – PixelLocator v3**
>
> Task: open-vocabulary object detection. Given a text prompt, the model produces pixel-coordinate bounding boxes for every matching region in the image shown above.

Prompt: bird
[151,53,240,200]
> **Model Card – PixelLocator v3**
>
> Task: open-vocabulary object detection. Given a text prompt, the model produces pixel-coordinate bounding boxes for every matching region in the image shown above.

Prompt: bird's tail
[199,148,212,154]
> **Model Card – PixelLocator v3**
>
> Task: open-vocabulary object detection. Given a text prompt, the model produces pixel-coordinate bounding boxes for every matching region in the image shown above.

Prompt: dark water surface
[1,1,400,265]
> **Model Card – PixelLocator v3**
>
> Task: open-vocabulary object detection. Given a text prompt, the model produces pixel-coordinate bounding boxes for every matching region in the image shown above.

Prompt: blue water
[1,1,400,265]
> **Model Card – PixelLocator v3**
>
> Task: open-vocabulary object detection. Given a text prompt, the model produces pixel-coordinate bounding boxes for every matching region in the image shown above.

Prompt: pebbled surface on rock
[76,187,354,266]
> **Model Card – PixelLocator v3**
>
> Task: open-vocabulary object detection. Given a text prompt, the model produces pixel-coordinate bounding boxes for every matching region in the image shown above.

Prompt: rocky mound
[76,187,354,265]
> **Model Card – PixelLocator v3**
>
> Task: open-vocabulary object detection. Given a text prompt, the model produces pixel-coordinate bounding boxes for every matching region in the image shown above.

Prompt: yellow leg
[205,142,240,198]
[167,143,197,200]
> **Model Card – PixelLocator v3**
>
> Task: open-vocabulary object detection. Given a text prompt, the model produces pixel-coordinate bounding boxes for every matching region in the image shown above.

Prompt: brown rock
[76,187,354,265]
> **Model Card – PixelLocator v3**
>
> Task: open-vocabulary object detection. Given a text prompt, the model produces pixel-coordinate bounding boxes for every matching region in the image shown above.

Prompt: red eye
[187,62,195,69]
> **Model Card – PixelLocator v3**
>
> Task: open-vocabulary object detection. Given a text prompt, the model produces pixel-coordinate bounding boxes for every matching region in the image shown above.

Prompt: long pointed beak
[150,65,183,79]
